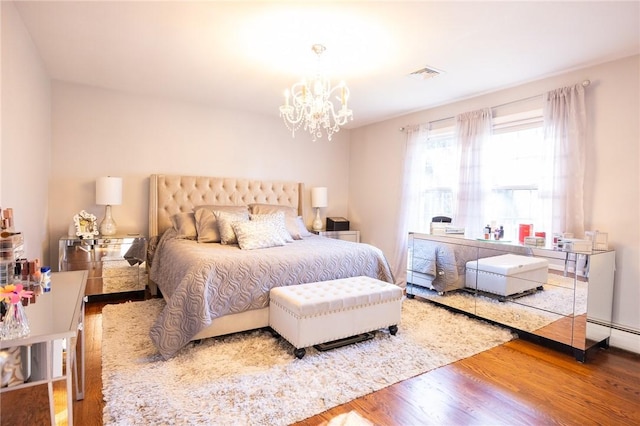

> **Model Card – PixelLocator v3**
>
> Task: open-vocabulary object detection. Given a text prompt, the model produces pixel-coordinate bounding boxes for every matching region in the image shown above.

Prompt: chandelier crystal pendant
[279,44,353,141]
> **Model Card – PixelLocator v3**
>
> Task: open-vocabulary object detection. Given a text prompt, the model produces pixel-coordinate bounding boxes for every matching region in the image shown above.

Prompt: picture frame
[73,210,99,239]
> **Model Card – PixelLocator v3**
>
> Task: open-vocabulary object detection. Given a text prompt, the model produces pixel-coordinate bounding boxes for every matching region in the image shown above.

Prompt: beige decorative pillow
[194,205,248,243]
[214,210,249,245]
[170,212,197,240]
[196,205,249,215]
[232,220,287,250]
[250,212,294,243]
[249,203,297,218]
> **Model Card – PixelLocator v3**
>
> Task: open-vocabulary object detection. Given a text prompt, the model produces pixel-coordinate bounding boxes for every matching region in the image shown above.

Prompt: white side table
[0,270,87,425]
[312,230,360,243]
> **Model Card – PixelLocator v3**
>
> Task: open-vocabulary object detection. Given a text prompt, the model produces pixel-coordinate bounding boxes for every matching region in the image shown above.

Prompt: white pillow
[232,220,287,250]
[284,216,302,240]
[213,210,249,245]
[250,212,294,243]
[295,216,313,237]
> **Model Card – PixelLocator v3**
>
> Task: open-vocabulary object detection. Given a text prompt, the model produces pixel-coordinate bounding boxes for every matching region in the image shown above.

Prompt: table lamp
[311,187,328,231]
[96,176,123,236]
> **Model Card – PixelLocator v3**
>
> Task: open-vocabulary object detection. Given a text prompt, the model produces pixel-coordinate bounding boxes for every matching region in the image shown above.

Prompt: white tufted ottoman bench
[465,254,548,299]
[269,276,403,358]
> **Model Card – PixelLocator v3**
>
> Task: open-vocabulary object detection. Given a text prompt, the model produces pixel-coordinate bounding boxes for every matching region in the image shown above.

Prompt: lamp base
[100,205,118,236]
[312,208,323,231]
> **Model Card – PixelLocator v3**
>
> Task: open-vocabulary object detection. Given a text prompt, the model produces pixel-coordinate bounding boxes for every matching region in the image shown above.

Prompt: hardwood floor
[1,298,639,426]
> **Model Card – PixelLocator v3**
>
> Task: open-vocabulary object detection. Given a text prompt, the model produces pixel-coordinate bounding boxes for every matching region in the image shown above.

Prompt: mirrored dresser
[407,232,615,362]
[58,235,147,301]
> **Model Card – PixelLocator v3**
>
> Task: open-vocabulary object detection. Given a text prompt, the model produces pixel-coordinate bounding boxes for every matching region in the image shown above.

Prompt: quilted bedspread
[149,230,394,359]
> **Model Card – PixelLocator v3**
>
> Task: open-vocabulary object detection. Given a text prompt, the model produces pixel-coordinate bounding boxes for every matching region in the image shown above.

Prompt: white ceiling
[13,1,640,128]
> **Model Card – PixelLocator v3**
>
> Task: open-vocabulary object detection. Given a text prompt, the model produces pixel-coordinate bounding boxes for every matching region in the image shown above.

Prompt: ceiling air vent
[409,66,443,80]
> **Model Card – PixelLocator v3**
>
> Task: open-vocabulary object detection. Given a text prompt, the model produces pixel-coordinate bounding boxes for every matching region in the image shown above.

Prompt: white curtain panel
[454,108,493,239]
[542,84,587,237]
[392,124,430,286]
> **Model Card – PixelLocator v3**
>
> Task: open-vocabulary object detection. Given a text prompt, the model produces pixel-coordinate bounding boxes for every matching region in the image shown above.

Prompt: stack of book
[524,236,545,247]
[430,222,465,238]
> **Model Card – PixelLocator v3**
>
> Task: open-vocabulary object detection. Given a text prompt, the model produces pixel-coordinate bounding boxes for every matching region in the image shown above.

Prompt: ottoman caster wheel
[294,348,306,359]
[389,325,398,336]
[406,293,415,299]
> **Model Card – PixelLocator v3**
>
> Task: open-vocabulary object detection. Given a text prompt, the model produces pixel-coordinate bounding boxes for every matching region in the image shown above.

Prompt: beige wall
[1,2,51,262]
[48,81,352,265]
[350,55,640,339]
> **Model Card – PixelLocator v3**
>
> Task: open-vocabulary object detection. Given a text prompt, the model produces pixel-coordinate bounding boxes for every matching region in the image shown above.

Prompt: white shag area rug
[102,259,146,293]
[411,274,587,332]
[102,298,515,425]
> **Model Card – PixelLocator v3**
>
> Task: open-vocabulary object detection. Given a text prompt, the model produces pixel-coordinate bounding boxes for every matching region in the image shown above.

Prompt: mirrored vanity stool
[58,235,147,301]
[407,232,616,362]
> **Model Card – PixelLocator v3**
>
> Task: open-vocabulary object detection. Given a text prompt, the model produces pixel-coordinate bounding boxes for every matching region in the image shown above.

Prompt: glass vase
[1,302,30,340]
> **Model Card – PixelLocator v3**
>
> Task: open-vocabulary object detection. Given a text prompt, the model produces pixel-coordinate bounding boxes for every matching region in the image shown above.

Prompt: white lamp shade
[96,176,123,206]
[311,187,328,208]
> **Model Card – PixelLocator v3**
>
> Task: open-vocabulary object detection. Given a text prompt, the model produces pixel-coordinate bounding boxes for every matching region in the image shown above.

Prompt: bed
[147,174,395,359]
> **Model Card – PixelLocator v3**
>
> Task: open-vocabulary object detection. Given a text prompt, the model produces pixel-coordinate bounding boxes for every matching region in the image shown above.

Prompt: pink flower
[0,284,34,304]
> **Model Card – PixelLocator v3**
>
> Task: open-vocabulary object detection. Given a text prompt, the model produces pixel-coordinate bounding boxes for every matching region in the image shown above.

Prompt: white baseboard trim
[610,328,640,354]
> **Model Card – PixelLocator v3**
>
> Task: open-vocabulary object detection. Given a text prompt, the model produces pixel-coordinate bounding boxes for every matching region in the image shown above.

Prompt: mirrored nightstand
[58,235,147,301]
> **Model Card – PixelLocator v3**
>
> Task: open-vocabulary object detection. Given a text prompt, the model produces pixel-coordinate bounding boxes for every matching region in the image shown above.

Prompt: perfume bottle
[40,267,51,292]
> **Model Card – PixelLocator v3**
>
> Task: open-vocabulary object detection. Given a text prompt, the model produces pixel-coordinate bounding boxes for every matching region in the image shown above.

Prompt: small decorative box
[326,217,349,231]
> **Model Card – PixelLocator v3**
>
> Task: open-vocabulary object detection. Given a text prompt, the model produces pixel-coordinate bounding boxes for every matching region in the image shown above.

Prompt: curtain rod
[399,79,591,132]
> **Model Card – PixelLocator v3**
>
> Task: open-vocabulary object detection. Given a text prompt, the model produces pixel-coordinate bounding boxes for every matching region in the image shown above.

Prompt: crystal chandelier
[279,44,353,141]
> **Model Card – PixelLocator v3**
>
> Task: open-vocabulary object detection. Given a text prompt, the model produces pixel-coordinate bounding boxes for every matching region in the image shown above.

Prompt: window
[412,124,457,233]
[484,125,547,240]
[413,108,550,240]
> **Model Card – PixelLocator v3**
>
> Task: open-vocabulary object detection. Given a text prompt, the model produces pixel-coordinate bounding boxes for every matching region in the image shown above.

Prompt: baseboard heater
[314,332,375,351]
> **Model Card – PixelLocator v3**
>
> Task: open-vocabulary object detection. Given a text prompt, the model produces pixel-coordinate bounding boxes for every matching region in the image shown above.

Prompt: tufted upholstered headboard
[149,174,305,240]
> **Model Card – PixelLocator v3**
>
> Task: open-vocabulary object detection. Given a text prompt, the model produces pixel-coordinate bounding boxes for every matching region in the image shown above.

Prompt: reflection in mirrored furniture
[406,232,615,362]
[58,235,147,301]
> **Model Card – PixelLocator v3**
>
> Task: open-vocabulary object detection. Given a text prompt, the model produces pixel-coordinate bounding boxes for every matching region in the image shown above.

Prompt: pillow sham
[249,203,297,218]
[284,216,302,240]
[295,216,313,237]
[170,212,197,240]
[232,220,287,250]
[194,205,248,243]
[195,205,249,214]
[250,212,294,243]
[214,210,249,244]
